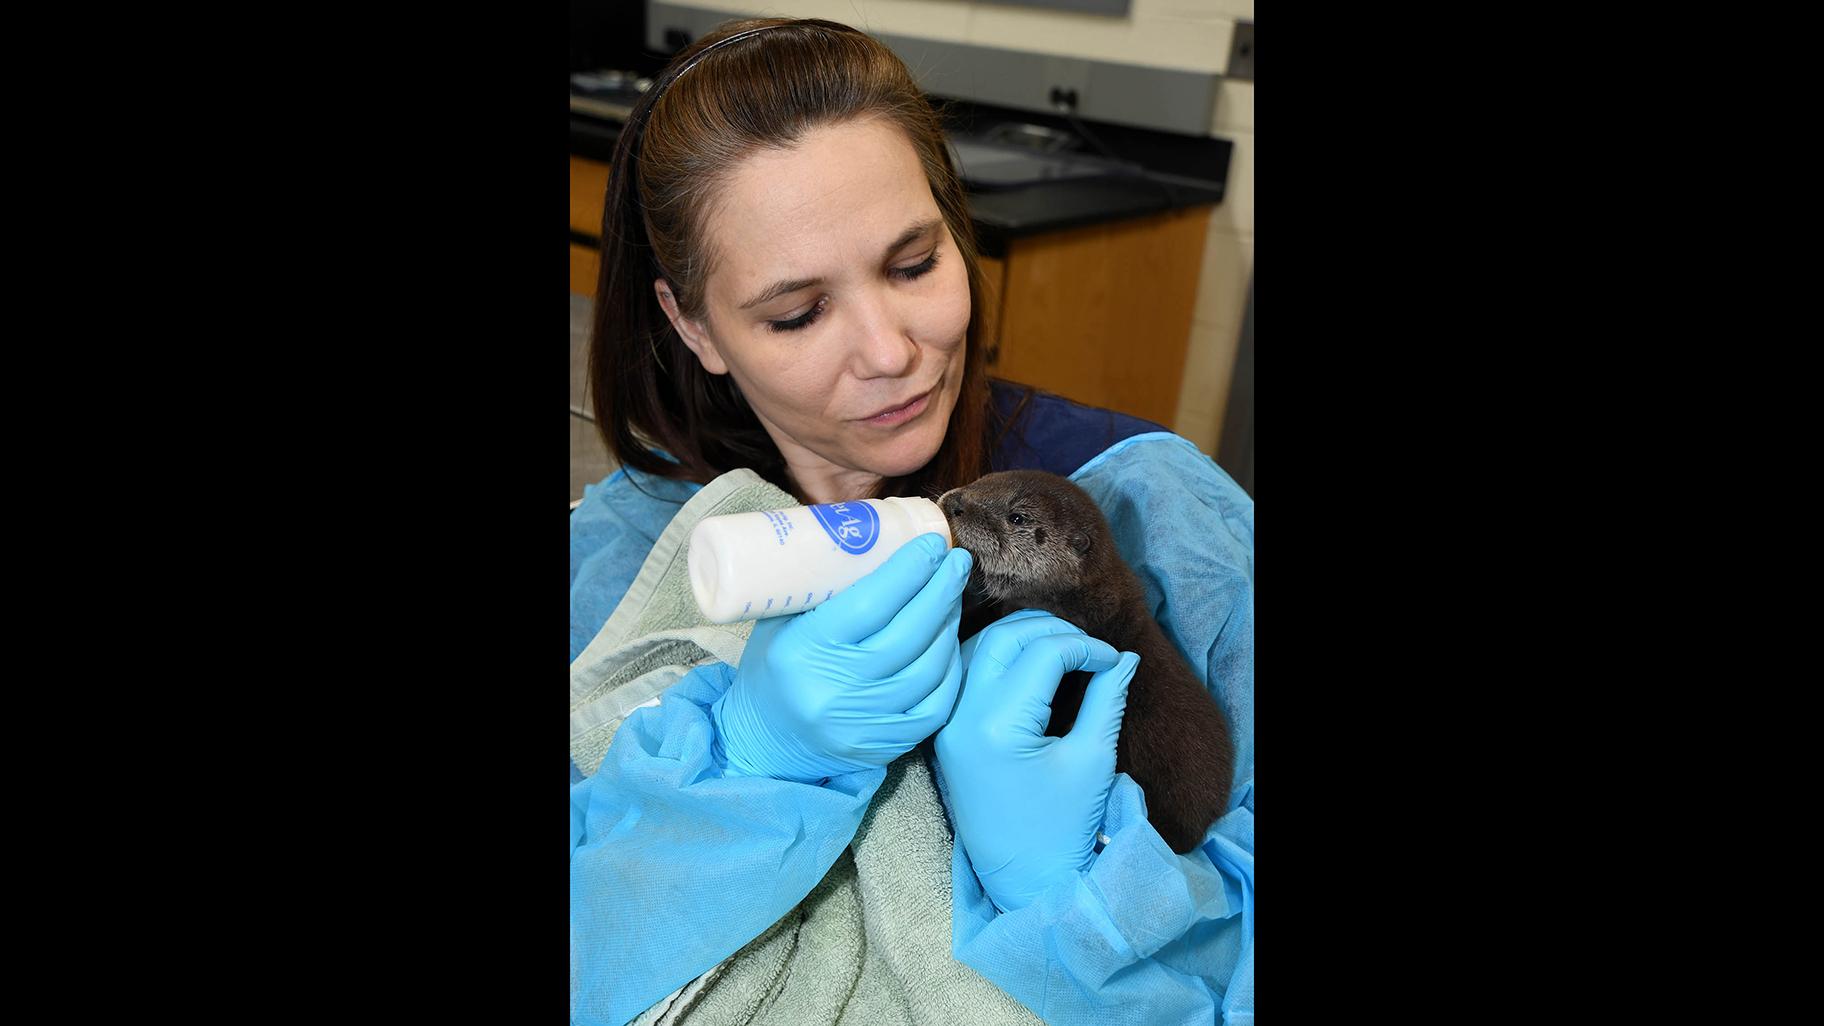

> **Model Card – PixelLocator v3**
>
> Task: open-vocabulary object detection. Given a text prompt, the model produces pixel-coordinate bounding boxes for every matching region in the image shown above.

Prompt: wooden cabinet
[571,155,612,296]
[571,241,601,298]
[569,152,1208,425]
[571,155,612,237]
[978,209,1208,426]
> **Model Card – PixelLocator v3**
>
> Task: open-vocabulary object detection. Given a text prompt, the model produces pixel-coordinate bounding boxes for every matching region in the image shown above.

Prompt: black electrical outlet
[1227,21,1253,81]
[1049,86,1079,111]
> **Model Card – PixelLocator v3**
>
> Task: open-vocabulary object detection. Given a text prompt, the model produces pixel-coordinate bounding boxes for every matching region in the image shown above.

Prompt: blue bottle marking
[764,598,773,611]
[809,501,881,554]
[784,595,792,608]
[742,601,752,615]
[806,592,814,606]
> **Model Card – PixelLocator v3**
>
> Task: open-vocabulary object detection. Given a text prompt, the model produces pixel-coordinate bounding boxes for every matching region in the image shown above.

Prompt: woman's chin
[859,421,946,479]
[868,447,939,480]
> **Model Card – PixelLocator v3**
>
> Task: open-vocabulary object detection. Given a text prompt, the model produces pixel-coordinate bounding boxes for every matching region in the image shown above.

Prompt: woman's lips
[858,386,933,426]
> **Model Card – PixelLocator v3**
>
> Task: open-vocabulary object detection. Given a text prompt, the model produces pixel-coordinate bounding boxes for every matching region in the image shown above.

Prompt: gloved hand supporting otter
[935,609,1140,913]
[713,533,972,783]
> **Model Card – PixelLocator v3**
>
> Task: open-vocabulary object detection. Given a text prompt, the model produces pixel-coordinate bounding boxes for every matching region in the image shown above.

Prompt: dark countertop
[570,97,1229,260]
[963,175,1224,258]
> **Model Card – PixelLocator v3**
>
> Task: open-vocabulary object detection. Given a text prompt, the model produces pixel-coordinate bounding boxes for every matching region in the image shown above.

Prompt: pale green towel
[571,469,1040,1026]
[569,469,782,776]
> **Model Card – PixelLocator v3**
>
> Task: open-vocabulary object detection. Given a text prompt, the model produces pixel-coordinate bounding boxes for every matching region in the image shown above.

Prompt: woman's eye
[1008,512,1026,526]
[767,297,826,333]
[891,250,940,281]
[765,250,937,333]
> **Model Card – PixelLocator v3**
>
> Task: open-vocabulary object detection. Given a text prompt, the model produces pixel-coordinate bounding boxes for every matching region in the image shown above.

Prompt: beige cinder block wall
[669,0,1255,454]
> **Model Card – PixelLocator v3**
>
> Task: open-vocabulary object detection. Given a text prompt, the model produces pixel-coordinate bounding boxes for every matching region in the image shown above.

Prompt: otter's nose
[938,489,966,519]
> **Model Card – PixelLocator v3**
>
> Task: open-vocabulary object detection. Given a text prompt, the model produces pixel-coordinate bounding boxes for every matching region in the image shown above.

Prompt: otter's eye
[1008,512,1027,526]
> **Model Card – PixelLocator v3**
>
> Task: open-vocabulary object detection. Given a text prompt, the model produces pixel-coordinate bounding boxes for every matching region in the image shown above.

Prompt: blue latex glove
[712,532,973,783]
[935,608,1141,913]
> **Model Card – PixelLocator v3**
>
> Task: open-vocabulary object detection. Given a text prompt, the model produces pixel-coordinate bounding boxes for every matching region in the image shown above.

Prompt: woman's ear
[654,280,728,375]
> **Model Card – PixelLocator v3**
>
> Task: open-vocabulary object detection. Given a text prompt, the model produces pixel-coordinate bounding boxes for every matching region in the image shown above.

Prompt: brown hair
[589,17,993,502]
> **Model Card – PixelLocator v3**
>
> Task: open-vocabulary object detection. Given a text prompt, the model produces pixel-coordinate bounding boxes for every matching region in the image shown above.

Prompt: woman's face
[656,117,971,499]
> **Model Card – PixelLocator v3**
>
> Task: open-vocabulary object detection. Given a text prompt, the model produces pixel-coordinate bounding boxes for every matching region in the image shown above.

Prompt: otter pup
[939,470,1234,854]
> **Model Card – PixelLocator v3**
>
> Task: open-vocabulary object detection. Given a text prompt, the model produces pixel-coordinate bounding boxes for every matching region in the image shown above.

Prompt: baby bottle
[688,497,952,623]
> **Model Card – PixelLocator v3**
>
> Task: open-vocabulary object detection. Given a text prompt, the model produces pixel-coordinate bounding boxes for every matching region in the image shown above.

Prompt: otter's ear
[1068,531,1091,554]
[654,280,728,375]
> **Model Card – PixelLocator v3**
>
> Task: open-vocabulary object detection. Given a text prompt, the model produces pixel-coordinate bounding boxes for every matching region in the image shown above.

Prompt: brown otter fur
[940,470,1234,854]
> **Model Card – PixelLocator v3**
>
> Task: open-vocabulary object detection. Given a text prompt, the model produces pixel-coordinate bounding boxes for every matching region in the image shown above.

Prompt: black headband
[630,24,791,163]
[624,21,863,284]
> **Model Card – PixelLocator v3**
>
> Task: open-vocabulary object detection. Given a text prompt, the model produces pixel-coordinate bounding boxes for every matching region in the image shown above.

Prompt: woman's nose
[847,293,918,379]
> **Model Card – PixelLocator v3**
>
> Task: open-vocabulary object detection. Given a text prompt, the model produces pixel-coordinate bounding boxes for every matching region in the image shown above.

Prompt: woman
[571,18,1254,1026]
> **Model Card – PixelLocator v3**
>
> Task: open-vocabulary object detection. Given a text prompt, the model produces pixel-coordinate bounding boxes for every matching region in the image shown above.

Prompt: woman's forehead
[706,119,942,299]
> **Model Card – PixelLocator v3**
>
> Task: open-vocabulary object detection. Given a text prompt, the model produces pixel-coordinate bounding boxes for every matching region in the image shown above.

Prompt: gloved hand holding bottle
[935,609,1141,913]
[712,532,973,783]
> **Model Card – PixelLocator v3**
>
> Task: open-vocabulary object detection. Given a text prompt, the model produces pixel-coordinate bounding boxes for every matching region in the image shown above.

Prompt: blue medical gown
[569,429,1253,1025]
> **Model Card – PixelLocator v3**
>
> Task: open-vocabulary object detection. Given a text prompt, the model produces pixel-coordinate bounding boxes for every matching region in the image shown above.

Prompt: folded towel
[569,468,782,777]
[572,468,1039,1026]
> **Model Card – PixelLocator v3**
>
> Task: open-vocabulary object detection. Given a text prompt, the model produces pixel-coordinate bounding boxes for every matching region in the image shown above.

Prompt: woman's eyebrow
[738,218,943,310]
